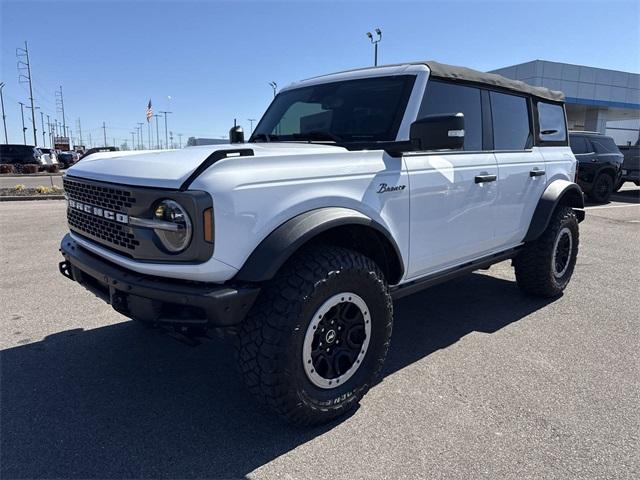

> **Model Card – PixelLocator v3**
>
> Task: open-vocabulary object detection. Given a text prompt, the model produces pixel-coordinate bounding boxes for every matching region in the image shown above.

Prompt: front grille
[64,177,140,253]
[63,177,136,213]
[68,208,140,251]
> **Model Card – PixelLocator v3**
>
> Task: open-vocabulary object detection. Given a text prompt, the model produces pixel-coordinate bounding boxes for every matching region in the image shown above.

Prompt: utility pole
[18,102,27,144]
[77,118,83,148]
[56,86,67,137]
[152,114,161,149]
[178,133,183,148]
[366,28,382,66]
[248,118,257,134]
[159,111,172,149]
[16,41,37,145]
[0,82,7,143]
[137,122,144,149]
[46,114,52,148]
[40,111,46,147]
[131,131,136,150]
[102,122,107,146]
[88,132,92,148]
[268,81,277,98]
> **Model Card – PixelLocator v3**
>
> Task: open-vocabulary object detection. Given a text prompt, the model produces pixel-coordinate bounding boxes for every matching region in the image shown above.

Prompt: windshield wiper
[292,131,342,143]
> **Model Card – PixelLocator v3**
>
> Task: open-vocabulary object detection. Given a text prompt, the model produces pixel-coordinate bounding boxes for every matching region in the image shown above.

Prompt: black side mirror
[410,113,465,151]
[229,125,245,143]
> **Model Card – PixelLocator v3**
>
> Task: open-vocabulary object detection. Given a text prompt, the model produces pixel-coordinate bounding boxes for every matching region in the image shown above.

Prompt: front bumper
[59,234,259,327]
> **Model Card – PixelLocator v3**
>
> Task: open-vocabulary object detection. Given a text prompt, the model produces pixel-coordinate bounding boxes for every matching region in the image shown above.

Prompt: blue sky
[1,0,638,148]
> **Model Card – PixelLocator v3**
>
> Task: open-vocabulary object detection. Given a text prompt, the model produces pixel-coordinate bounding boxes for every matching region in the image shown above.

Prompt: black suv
[0,144,43,169]
[617,144,639,189]
[569,132,623,203]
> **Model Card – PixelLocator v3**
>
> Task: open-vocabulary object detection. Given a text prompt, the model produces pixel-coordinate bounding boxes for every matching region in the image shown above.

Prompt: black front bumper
[59,234,260,327]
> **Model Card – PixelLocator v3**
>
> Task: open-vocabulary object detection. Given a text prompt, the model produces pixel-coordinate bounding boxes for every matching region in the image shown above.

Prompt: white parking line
[584,204,640,210]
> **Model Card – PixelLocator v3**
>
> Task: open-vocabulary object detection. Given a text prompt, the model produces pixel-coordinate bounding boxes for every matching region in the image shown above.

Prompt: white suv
[59,61,584,425]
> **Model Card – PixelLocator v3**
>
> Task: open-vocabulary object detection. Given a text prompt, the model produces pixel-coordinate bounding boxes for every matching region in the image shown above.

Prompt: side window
[490,91,532,150]
[537,102,567,142]
[418,80,482,151]
[569,135,589,154]
[590,136,620,154]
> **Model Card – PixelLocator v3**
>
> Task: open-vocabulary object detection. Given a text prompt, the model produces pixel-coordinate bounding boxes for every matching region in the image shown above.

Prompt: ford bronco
[59,61,584,425]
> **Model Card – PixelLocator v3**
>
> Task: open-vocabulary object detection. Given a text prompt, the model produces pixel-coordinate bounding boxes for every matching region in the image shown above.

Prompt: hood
[66,143,347,189]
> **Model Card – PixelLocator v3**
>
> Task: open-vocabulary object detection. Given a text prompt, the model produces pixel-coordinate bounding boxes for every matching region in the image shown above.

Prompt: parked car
[616,144,640,189]
[59,60,584,426]
[0,144,44,171]
[39,148,59,167]
[78,146,119,161]
[57,152,77,169]
[569,131,623,202]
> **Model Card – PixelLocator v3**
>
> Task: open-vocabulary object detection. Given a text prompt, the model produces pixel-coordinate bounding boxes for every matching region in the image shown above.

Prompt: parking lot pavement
[0,174,63,189]
[1,188,638,480]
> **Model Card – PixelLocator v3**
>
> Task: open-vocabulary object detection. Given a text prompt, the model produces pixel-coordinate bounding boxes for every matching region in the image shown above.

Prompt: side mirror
[229,125,245,143]
[410,113,465,151]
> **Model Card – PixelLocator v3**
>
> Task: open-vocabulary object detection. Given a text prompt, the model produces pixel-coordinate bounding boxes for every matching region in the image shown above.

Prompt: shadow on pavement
[1,272,555,479]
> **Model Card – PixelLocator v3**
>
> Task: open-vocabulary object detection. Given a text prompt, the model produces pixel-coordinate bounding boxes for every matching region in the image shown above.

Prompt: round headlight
[153,199,192,253]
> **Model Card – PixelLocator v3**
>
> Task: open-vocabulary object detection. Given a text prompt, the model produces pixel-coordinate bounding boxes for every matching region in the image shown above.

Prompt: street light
[366,28,382,66]
[248,118,257,134]
[268,81,277,98]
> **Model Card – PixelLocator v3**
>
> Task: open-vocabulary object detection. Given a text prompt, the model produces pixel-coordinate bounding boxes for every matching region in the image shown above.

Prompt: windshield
[251,75,416,143]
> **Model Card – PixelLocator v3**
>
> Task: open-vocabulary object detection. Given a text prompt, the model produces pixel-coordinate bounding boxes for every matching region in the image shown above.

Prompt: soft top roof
[423,61,564,102]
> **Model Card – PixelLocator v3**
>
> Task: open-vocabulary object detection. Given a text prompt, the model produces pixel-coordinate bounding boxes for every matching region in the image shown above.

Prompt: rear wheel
[236,246,392,426]
[514,206,579,297]
[588,173,613,203]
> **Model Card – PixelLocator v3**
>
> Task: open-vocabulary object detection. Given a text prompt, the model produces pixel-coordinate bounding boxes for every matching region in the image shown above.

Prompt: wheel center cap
[325,329,337,344]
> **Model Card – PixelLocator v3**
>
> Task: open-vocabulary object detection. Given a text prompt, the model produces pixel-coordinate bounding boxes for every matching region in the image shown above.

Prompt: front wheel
[236,246,393,426]
[514,206,579,297]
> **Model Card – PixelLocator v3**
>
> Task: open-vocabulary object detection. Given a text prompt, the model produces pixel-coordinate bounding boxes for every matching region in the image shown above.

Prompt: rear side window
[538,102,567,142]
[419,80,482,151]
[590,136,620,154]
[569,135,590,154]
[490,91,532,150]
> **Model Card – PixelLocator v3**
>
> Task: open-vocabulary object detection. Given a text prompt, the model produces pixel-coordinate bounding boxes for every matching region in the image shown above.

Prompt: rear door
[490,91,547,246]
[404,80,500,278]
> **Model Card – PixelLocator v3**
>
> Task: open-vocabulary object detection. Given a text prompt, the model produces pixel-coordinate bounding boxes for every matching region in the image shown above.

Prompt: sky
[1,0,639,148]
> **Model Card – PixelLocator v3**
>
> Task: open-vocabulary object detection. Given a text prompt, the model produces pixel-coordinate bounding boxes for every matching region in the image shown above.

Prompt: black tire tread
[514,206,579,297]
[236,246,392,426]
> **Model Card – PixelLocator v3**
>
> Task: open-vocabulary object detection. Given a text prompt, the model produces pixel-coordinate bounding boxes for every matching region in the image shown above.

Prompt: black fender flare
[523,179,585,242]
[234,207,404,283]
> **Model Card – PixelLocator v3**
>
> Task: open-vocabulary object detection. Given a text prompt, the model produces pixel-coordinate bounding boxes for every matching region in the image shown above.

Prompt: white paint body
[65,64,577,284]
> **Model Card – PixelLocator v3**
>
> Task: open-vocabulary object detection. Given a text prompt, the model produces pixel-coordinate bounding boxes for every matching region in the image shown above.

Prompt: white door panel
[405,152,499,278]
[493,149,546,246]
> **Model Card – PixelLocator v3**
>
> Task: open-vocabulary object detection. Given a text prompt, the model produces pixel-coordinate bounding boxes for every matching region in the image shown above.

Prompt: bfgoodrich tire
[514,206,579,297]
[236,246,393,426]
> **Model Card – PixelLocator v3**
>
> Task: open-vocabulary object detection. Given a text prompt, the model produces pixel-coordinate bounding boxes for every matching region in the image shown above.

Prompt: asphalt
[1,185,638,480]
[0,174,64,189]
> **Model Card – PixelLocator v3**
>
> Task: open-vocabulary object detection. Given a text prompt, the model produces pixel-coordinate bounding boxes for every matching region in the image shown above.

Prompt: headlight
[153,199,192,252]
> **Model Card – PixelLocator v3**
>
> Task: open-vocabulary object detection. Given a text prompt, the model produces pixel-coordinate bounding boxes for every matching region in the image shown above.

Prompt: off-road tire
[588,173,613,203]
[514,206,579,297]
[236,246,393,426]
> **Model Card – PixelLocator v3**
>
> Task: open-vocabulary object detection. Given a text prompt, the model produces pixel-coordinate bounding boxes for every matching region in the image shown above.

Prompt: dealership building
[490,60,639,146]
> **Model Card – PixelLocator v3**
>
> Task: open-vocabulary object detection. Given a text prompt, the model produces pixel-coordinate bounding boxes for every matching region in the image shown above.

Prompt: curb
[0,195,65,202]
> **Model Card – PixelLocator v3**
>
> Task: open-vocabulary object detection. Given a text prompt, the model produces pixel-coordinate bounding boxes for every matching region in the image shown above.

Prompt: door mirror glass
[410,113,465,151]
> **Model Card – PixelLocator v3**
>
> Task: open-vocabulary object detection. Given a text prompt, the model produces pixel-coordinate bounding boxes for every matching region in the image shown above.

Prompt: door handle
[529,169,546,177]
[475,174,497,183]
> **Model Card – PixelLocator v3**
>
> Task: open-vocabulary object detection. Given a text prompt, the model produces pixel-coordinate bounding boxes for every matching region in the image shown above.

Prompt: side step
[390,248,519,300]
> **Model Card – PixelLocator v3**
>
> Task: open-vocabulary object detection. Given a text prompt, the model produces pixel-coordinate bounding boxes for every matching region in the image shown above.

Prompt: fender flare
[234,207,404,283]
[523,179,585,242]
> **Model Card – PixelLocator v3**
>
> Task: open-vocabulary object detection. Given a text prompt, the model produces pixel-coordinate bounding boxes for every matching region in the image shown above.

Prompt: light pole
[269,81,277,98]
[248,118,257,134]
[137,122,144,149]
[131,131,136,150]
[18,102,27,144]
[366,28,382,66]
[178,133,183,148]
[159,111,172,149]
[40,111,46,147]
[153,114,161,149]
[0,82,7,143]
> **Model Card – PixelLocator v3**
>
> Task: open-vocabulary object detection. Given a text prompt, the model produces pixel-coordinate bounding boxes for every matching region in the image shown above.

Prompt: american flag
[146,99,153,122]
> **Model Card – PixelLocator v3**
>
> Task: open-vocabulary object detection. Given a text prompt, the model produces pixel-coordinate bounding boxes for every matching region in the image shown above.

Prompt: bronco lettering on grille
[68,199,129,224]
